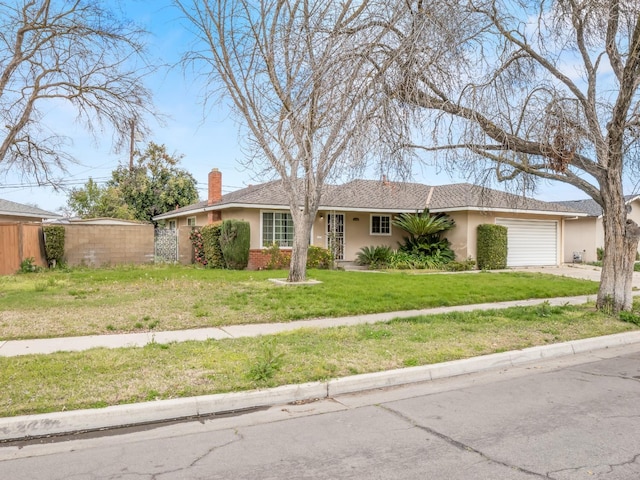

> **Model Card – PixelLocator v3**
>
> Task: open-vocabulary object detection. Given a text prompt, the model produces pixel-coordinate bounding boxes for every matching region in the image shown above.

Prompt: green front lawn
[0,265,600,340]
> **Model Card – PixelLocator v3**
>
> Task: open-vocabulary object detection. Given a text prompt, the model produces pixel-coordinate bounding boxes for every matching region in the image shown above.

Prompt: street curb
[2,330,640,442]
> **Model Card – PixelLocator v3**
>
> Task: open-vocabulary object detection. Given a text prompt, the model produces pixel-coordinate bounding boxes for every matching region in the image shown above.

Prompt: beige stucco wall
[221,208,262,249]
[563,217,598,263]
[564,198,640,262]
[316,211,407,261]
[166,212,209,228]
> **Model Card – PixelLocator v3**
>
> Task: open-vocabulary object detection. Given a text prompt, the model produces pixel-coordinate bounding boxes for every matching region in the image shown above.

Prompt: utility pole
[129,118,136,172]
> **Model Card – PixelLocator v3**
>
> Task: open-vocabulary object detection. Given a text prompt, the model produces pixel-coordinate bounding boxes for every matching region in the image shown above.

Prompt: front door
[327,213,345,260]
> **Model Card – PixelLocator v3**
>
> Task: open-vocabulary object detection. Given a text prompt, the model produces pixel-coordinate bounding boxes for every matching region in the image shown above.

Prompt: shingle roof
[557,195,640,217]
[556,199,602,217]
[323,180,578,213]
[154,178,583,221]
[0,198,61,219]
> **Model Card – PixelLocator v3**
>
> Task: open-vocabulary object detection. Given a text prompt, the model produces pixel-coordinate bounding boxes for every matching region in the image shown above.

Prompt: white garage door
[496,218,558,267]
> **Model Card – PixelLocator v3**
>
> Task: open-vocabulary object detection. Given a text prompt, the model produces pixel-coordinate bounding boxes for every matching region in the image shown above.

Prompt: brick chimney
[207,168,223,223]
[208,168,222,205]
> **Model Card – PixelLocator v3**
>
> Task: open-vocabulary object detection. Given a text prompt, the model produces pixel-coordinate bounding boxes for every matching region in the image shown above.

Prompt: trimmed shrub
[306,246,332,269]
[388,251,447,270]
[444,257,477,271]
[200,223,225,269]
[263,244,332,270]
[220,220,250,270]
[43,225,65,268]
[477,224,508,270]
[264,243,291,270]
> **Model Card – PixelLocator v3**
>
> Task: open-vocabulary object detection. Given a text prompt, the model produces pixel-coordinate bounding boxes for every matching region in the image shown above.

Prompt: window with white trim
[186,216,196,227]
[168,220,177,230]
[370,214,391,235]
[262,211,294,247]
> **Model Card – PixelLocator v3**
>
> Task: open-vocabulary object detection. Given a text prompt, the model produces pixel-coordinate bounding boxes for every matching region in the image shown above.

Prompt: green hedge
[200,223,225,269]
[42,225,65,268]
[477,224,507,270]
[220,220,250,270]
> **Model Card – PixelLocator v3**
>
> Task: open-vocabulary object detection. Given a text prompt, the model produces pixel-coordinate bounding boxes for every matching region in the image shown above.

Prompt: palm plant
[356,245,393,268]
[392,209,456,260]
[392,209,455,238]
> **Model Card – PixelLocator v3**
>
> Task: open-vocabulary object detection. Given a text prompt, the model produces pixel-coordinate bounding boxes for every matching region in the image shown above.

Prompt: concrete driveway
[514,264,640,289]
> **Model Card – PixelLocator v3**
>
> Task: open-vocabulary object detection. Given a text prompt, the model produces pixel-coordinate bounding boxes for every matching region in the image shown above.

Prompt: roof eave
[152,206,209,221]
[0,210,62,219]
[433,206,589,217]
[164,203,590,218]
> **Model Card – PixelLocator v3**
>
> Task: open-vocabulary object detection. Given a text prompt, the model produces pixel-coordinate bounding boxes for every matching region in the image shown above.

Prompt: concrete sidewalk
[0,294,601,357]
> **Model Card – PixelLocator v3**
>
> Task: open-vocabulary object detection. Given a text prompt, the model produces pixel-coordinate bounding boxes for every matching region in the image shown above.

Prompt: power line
[0,177,111,189]
[1,179,244,192]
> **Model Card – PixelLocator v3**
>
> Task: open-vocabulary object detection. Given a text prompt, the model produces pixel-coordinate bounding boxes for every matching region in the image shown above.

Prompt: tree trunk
[287,212,314,283]
[597,184,640,313]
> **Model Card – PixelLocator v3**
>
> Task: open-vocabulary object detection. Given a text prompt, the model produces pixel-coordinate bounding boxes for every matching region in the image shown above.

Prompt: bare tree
[177,0,408,282]
[0,0,155,184]
[373,0,640,312]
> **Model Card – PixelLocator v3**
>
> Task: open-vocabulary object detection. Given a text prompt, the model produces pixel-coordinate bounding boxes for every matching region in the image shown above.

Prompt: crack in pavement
[546,452,640,478]
[148,430,245,480]
[569,369,640,382]
[378,405,551,479]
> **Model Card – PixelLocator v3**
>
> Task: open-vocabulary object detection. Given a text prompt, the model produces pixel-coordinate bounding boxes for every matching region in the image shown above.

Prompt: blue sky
[0,0,589,214]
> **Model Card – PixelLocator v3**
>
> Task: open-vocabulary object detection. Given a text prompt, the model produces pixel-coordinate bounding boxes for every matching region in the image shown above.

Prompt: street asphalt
[1,264,639,443]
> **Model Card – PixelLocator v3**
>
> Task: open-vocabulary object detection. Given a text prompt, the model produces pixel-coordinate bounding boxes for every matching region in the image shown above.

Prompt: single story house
[153,168,586,269]
[0,198,62,222]
[559,195,640,263]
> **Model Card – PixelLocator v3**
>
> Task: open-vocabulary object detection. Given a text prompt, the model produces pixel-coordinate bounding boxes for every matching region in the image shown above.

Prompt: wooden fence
[0,222,47,275]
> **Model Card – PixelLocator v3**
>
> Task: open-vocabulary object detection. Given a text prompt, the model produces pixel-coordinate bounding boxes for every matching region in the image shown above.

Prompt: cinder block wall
[64,224,155,267]
[178,227,194,265]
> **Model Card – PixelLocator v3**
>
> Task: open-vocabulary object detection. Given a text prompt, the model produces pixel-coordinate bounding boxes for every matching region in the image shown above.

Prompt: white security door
[327,213,345,260]
[496,218,558,267]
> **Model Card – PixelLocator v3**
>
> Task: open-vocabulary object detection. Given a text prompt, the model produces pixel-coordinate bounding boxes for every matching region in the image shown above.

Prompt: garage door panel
[496,219,558,267]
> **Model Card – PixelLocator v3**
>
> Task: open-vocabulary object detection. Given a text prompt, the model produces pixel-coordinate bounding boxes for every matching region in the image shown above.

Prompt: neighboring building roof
[153,178,584,221]
[557,195,640,217]
[0,198,62,220]
[556,199,603,217]
[48,217,150,225]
